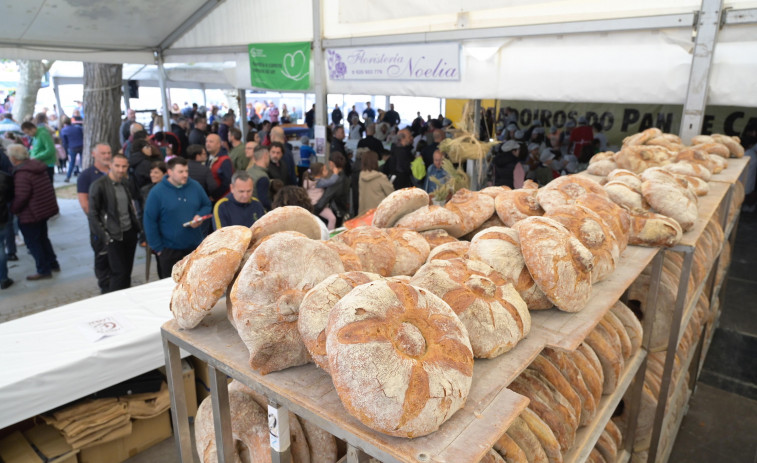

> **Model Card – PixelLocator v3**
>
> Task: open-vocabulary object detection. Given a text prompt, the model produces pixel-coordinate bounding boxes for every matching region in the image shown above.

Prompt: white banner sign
[326,43,460,81]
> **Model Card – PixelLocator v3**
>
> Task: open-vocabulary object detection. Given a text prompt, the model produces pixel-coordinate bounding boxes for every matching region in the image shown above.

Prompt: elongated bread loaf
[628,211,683,247]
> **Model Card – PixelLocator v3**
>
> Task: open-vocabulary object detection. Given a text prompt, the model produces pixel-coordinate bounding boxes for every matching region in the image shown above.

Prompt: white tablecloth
[0,279,184,428]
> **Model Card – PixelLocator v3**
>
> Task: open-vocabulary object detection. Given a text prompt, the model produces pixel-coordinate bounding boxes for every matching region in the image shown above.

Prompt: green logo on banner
[248,42,310,90]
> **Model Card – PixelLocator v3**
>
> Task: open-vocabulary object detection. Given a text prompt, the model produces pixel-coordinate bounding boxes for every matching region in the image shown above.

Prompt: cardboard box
[159,359,198,419]
[0,431,42,463]
[0,428,77,463]
[77,411,172,463]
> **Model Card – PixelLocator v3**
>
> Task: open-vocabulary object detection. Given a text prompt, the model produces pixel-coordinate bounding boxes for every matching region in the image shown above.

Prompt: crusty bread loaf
[494,189,545,227]
[326,280,473,437]
[641,179,698,231]
[610,303,643,356]
[622,127,662,147]
[331,226,396,276]
[419,229,458,249]
[604,419,623,450]
[528,356,582,427]
[522,179,539,189]
[545,204,620,282]
[603,310,633,361]
[322,240,362,272]
[300,418,338,463]
[607,168,642,191]
[585,322,624,393]
[662,161,712,181]
[595,429,618,463]
[461,213,507,241]
[493,432,528,463]
[708,154,728,174]
[604,180,647,212]
[588,448,607,463]
[372,187,429,228]
[678,174,709,196]
[194,386,271,463]
[613,145,673,173]
[711,134,744,158]
[519,408,562,463]
[690,141,730,158]
[480,185,512,198]
[541,347,597,426]
[444,189,496,237]
[171,226,252,329]
[568,347,604,404]
[535,175,608,213]
[587,158,618,176]
[427,240,470,262]
[395,205,464,236]
[574,193,630,254]
[250,206,323,244]
[410,258,530,358]
[231,232,344,374]
[385,228,430,276]
[514,217,594,313]
[298,271,382,371]
[628,211,683,247]
[480,449,507,463]
[468,227,552,310]
[505,415,549,463]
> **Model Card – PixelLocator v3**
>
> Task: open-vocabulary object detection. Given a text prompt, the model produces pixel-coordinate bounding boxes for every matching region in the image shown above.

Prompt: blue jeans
[65,146,82,180]
[3,214,15,255]
[18,220,58,275]
[0,222,7,281]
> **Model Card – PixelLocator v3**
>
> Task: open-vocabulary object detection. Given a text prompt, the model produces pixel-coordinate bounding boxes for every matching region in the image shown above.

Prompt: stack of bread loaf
[194,379,338,463]
[492,303,641,462]
[587,420,624,463]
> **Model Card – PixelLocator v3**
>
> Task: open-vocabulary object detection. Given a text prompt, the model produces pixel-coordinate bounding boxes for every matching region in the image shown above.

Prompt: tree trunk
[82,63,122,168]
[12,59,54,123]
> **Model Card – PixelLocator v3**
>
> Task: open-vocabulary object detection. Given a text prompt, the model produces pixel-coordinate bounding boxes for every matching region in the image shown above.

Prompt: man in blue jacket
[213,171,264,229]
[143,157,211,279]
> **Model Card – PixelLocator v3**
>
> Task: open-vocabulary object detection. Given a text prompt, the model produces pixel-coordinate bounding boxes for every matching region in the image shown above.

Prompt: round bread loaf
[662,161,712,181]
[568,347,604,403]
[595,429,618,463]
[298,271,383,371]
[604,419,623,450]
[535,175,608,213]
[691,142,730,158]
[605,180,647,212]
[545,204,620,283]
[326,280,474,437]
[541,347,597,426]
[419,229,457,249]
[195,389,270,463]
[711,134,744,158]
[493,432,528,463]
[300,418,338,463]
[505,415,549,463]
[585,322,624,393]
[513,217,594,313]
[410,258,530,358]
[587,448,607,463]
[528,356,582,428]
[323,240,363,272]
[522,179,539,189]
[574,193,630,254]
[480,185,512,198]
[622,127,662,146]
[494,189,545,227]
[603,310,633,361]
[331,226,396,276]
[480,449,506,463]
[385,228,430,276]
[231,232,344,374]
[587,158,618,176]
[372,187,429,228]
[641,179,698,232]
[171,226,252,329]
[250,206,323,244]
[607,169,642,191]
[462,213,506,241]
[674,148,712,169]
[444,189,496,237]
[395,205,464,236]
[519,408,562,463]
[427,240,470,262]
[613,145,674,173]
[610,303,643,356]
[628,211,682,247]
[708,154,728,173]
[468,227,552,310]
[679,174,709,196]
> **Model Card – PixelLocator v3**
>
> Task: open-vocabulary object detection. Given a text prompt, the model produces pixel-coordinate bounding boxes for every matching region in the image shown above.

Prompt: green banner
[248,42,310,90]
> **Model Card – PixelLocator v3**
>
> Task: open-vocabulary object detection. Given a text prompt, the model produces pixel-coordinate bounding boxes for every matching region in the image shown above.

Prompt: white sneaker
[15,235,25,246]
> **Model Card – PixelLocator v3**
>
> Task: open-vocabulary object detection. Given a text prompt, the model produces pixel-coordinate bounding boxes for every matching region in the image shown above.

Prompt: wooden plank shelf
[563,348,646,463]
[709,156,749,185]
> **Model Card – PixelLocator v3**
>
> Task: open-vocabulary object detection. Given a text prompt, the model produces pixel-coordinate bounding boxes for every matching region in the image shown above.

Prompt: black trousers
[106,227,138,292]
[157,247,193,280]
[90,233,110,293]
[19,220,58,275]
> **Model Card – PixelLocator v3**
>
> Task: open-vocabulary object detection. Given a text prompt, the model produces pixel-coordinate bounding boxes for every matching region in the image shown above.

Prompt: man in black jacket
[186,144,218,197]
[315,152,350,224]
[88,154,141,292]
[0,166,12,289]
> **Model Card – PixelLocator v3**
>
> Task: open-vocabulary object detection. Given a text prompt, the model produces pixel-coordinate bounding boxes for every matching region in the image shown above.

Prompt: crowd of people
[1,99,756,295]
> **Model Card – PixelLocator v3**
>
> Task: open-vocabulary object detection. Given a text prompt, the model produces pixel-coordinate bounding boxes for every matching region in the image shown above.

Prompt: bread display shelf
[672,181,729,250]
[162,304,532,463]
[618,449,632,463]
[530,246,658,350]
[563,349,646,463]
[658,387,693,463]
[709,156,750,185]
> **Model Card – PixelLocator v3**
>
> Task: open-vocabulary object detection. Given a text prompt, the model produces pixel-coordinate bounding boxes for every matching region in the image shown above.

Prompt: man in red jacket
[8,144,60,280]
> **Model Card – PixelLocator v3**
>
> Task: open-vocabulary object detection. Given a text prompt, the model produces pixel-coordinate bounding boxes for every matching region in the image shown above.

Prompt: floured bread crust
[323,240,363,271]
[427,240,470,263]
[419,229,458,250]
[231,232,344,374]
[250,206,322,243]
[444,189,496,237]
[330,226,396,276]
[494,189,544,227]
[326,280,473,437]
[171,226,252,329]
[372,187,429,228]
[385,228,430,276]
[395,205,464,237]
[536,175,608,213]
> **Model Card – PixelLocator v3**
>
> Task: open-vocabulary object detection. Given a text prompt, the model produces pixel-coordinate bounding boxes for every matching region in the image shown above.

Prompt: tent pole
[468,100,483,191]
[237,89,246,141]
[201,84,207,109]
[679,0,724,144]
[312,0,326,131]
[155,50,171,132]
[51,77,64,120]
[122,81,131,111]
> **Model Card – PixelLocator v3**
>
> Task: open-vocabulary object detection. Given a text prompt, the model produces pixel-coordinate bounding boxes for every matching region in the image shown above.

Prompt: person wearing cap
[499,123,519,142]
[527,149,559,186]
[526,143,542,173]
[492,140,521,188]
[524,119,542,141]
[569,116,594,158]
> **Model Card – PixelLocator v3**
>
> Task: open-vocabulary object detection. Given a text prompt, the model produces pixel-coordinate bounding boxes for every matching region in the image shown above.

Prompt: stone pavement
[1,170,160,323]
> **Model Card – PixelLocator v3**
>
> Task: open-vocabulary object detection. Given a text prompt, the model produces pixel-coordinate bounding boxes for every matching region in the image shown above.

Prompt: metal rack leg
[268,399,293,463]
[209,365,234,463]
[163,336,193,462]
[346,444,371,462]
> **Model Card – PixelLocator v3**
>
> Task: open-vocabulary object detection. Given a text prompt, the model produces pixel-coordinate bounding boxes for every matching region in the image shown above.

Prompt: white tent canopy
[0,0,755,120]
